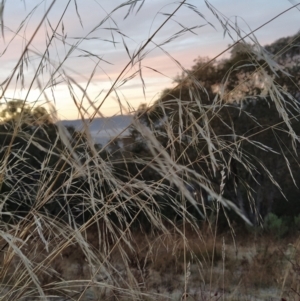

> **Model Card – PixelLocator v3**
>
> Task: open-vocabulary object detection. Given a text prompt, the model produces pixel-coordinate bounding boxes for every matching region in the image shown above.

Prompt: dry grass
[0,1,300,300]
[2,224,299,300]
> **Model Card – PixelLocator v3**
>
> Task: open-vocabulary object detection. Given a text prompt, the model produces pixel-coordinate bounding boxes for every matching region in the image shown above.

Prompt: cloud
[1,0,299,118]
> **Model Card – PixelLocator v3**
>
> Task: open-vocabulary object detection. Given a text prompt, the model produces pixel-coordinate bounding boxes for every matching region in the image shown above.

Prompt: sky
[0,0,299,120]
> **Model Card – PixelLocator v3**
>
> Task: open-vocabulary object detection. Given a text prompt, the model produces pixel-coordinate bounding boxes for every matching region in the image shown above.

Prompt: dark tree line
[0,101,111,225]
[1,34,300,232]
[115,34,300,227]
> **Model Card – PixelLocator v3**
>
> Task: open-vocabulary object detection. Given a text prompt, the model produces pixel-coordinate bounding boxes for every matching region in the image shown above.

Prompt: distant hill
[61,115,133,145]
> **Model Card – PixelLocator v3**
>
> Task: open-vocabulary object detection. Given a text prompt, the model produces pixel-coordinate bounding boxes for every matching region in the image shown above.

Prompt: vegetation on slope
[0,1,300,300]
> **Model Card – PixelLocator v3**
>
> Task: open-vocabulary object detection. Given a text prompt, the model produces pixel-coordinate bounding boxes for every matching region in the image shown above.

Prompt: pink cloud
[1,0,299,119]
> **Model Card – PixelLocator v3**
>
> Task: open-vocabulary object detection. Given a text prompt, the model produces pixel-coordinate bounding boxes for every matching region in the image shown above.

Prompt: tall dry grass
[0,1,300,300]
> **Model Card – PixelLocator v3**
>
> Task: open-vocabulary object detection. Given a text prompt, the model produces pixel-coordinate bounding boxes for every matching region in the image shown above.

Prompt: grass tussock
[0,1,300,300]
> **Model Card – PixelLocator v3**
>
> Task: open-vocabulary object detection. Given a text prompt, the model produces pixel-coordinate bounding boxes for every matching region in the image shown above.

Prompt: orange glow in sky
[0,0,299,119]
